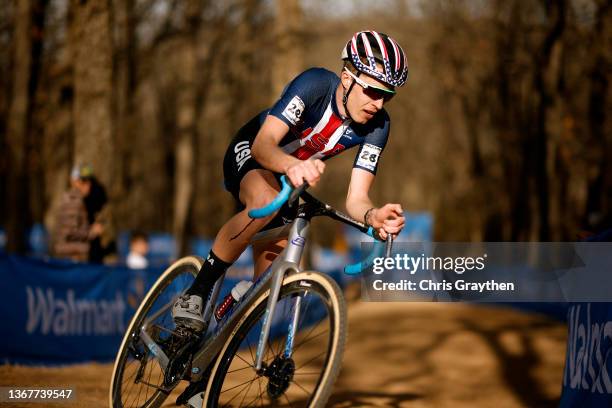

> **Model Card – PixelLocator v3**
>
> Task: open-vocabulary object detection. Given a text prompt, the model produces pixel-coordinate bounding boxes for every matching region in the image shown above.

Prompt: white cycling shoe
[172,294,206,332]
[185,392,204,408]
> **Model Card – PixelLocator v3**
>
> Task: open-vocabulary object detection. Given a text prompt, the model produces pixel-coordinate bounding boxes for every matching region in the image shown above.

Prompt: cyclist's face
[342,70,395,124]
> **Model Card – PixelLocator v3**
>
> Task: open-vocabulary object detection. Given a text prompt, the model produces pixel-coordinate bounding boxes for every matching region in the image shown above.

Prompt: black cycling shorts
[223,114,297,231]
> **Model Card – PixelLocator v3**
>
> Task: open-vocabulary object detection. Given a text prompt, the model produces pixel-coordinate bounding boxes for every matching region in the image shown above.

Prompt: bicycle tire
[204,271,347,408]
[109,256,204,408]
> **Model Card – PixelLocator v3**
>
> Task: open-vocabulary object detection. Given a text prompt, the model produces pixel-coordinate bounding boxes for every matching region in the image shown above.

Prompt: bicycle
[109,176,389,408]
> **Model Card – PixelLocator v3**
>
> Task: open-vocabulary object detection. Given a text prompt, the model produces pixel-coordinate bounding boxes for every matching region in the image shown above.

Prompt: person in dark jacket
[51,164,114,262]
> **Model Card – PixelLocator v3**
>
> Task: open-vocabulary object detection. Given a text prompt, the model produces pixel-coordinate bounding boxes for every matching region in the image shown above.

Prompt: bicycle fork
[254,261,302,371]
[254,217,310,371]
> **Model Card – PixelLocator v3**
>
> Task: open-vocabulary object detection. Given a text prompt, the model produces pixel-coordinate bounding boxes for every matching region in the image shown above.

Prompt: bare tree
[68,0,114,186]
[273,0,303,96]
[5,0,47,253]
[111,0,137,226]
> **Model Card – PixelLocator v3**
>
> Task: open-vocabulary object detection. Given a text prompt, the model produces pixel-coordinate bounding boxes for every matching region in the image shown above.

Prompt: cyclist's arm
[346,168,404,237]
[346,168,378,223]
[252,115,325,187]
[251,115,300,173]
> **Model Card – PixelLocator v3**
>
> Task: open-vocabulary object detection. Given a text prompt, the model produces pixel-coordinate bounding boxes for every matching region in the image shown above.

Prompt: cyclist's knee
[239,170,279,203]
[245,188,279,216]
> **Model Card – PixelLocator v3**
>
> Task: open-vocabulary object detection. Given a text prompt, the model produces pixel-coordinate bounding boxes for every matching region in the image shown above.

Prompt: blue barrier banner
[0,251,339,365]
[0,253,163,365]
[560,303,612,406]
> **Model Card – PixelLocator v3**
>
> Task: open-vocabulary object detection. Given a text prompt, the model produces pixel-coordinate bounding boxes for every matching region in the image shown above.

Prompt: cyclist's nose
[372,98,384,110]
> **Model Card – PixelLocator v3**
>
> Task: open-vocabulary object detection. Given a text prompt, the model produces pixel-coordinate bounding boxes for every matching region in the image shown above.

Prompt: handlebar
[247,174,395,275]
[248,176,297,218]
[344,234,394,275]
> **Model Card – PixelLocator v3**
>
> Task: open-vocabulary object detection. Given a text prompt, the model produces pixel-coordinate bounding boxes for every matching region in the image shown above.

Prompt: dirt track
[0,301,567,408]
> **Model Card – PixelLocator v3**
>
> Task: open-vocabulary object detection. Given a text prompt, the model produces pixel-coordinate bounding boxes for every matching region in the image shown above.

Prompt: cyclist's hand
[286,159,325,188]
[368,204,404,240]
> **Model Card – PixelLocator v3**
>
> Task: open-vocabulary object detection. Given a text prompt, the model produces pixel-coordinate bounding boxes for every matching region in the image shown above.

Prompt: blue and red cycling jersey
[243,67,391,175]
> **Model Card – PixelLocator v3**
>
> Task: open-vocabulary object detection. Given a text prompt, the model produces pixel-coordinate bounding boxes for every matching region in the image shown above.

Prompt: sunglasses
[344,68,396,102]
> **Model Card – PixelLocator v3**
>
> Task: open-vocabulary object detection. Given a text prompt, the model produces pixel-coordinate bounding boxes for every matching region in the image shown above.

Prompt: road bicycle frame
[189,215,309,379]
[139,180,382,386]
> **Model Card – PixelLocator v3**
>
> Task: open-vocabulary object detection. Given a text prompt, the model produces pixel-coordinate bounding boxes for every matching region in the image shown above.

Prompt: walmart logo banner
[0,253,162,364]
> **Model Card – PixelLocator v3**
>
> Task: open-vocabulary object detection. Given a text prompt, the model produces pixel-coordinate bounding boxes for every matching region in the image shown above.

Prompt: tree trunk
[69,0,114,187]
[172,0,201,255]
[583,1,611,231]
[112,0,137,229]
[5,0,47,253]
[532,0,566,240]
[273,0,302,96]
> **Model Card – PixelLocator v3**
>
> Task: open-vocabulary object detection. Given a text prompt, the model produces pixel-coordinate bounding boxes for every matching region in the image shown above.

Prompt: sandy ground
[0,300,567,408]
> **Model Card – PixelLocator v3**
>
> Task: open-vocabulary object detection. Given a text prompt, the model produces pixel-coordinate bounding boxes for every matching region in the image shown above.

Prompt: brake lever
[385,234,393,258]
[287,182,309,208]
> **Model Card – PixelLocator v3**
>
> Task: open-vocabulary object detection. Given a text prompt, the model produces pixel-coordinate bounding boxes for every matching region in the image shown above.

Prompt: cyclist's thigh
[238,169,282,208]
[238,170,298,231]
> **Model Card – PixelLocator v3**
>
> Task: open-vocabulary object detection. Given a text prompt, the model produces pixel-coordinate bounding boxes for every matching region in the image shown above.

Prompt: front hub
[264,356,295,399]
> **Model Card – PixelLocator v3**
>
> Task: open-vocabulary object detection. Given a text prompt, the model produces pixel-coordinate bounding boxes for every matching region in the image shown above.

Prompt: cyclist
[173,30,408,331]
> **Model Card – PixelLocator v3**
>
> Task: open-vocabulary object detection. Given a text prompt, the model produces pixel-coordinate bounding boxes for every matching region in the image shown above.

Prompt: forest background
[1,0,610,256]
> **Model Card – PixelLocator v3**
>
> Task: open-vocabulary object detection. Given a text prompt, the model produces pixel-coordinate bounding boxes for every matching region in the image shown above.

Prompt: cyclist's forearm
[345,197,376,225]
[252,139,300,174]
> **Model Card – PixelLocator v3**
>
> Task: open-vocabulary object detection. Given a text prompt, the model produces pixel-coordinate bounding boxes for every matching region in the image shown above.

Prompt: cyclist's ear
[340,69,353,90]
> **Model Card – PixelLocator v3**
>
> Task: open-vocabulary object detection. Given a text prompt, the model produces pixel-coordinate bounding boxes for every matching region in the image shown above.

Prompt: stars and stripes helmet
[341,30,408,87]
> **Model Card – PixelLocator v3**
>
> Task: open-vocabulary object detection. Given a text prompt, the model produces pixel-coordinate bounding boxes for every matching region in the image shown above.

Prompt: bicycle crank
[163,328,201,388]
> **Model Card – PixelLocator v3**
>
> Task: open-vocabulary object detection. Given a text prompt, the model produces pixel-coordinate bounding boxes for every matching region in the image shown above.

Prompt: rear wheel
[109,256,203,408]
[205,271,347,408]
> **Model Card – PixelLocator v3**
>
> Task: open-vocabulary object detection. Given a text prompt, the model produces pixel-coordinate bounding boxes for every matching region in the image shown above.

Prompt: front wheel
[204,271,347,408]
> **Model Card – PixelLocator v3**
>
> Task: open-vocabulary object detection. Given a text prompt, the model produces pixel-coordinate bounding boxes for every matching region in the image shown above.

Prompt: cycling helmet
[341,30,408,87]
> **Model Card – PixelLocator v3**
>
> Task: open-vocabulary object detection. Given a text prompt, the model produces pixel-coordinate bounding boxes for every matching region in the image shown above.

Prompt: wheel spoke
[238,374,257,407]
[235,352,255,368]
[221,376,261,407]
[220,377,262,395]
[293,328,329,353]
[227,364,256,374]
[243,382,267,408]
[284,392,295,408]
[296,351,327,371]
[291,379,311,396]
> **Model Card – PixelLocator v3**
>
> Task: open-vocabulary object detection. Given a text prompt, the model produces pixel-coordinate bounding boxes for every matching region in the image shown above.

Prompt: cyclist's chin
[353,111,372,124]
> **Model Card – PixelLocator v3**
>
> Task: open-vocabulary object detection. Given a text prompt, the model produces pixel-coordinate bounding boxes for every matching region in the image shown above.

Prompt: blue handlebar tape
[344,240,385,275]
[248,175,294,218]
[366,226,375,238]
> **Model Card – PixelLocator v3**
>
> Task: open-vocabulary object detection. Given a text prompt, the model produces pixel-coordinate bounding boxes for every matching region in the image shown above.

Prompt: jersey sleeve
[352,109,390,175]
[268,68,333,129]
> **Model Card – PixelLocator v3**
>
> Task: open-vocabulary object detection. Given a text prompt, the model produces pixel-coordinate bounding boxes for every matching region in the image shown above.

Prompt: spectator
[127,231,149,269]
[51,164,115,263]
[81,169,115,263]
[51,164,95,261]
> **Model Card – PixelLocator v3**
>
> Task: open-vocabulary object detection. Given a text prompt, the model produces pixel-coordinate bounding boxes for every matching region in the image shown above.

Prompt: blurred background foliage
[1,0,610,254]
